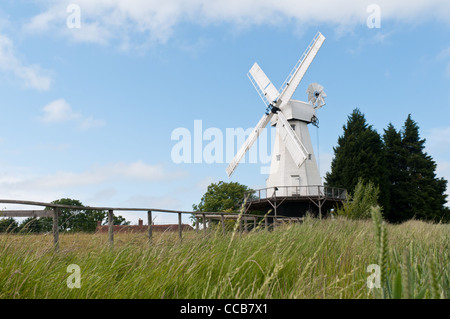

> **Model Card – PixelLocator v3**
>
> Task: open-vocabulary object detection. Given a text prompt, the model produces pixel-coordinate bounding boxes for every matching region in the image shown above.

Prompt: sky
[0,0,449,225]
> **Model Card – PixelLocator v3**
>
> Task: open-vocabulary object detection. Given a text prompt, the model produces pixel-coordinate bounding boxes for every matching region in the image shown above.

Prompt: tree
[0,218,19,233]
[192,181,252,213]
[41,198,102,232]
[104,214,130,227]
[383,123,410,222]
[325,109,390,212]
[392,115,448,222]
[18,217,52,233]
[36,198,130,233]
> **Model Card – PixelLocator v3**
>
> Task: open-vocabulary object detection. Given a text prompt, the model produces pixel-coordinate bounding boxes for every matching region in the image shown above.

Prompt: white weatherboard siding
[266,101,321,196]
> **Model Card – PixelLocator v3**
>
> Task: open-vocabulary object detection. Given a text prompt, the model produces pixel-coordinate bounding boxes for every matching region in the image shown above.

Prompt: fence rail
[0,199,302,251]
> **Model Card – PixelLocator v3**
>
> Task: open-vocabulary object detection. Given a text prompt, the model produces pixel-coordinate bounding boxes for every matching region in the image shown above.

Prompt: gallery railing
[244,186,347,202]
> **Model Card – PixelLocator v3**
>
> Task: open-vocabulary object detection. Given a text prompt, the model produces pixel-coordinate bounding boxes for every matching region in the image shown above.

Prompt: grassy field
[0,215,448,299]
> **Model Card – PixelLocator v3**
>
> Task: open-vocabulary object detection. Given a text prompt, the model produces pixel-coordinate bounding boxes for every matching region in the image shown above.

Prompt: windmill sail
[278,32,325,109]
[276,111,309,168]
[226,32,326,179]
[248,62,280,105]
[226,112,274,177]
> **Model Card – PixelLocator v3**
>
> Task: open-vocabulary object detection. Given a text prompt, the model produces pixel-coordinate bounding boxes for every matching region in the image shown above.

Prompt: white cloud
[0,162,190,216]
[85,188,118,204]
[79,116,106,131]
[0,161,188,194]
[39,99,105,130]
[425,126,450,152]
[0,32,52,90]
[23,0,450,47]
[195,176,218,192]
[40,99,80,123]
[123,194,183,210]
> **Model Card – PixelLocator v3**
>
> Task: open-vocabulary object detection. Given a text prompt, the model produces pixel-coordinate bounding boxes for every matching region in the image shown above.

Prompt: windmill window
[291,124,296,130]
[308,154,312,160]
[276,155,281,161]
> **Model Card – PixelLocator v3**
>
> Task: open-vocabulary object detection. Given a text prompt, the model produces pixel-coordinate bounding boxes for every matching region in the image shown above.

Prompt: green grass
[0,216,448,299]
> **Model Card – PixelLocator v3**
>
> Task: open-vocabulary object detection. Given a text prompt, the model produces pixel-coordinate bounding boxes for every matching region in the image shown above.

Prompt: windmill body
[266,100,321,196]
[226,32,327,199]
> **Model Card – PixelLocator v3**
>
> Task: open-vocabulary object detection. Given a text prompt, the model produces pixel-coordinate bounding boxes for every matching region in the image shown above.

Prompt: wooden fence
[0,199,303,251]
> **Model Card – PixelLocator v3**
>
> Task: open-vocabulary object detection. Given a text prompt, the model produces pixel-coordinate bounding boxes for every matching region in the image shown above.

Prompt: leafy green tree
[41,198,99,232]
[18,217,52,233]
[325,109,390,212]
[192,181,261,228]
[39,198,129,233]
[104,214,130,227]
[193,181,252,213]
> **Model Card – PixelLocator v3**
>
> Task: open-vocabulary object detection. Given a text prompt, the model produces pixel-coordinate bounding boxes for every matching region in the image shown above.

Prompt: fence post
[265,216,268,230]
[108,209,114,248]
[52,208,59,252]
[202,213,206,234]
[147,210,152,244]
[178,212,182,242]
[221,214,225,235]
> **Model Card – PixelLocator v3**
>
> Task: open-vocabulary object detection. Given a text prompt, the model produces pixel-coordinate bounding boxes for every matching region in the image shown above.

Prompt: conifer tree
[325,108,389,212]
[396,115,448,222]
[383,123,409,222]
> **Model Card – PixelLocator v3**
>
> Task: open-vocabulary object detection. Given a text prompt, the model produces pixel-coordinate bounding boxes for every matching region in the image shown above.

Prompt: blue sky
[0,0,449,224]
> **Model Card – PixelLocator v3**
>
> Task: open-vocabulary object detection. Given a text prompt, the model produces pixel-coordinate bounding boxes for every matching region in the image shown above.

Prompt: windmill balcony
[242,186,347,219]
[245,186,347,202]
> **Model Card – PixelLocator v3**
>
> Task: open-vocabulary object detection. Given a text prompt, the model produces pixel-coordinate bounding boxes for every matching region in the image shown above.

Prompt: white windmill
[226,32,327,197]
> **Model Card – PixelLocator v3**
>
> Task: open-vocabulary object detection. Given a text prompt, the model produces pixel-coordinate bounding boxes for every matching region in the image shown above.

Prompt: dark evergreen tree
[327,110,448,222]
[325,109,389,212]
[383,123,409,222]
[396,115,448,222]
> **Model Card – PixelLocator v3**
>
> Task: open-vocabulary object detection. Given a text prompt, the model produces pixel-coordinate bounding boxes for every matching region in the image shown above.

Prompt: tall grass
[370,206,449,299]
[0,216,448,299]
